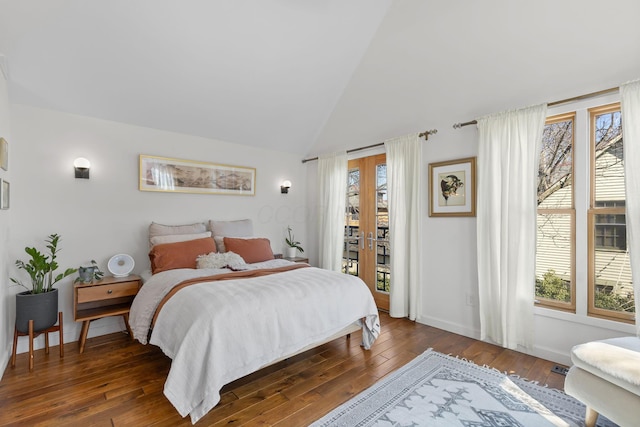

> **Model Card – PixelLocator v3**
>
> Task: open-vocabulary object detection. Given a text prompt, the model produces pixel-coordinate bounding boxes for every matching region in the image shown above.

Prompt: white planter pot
[286,247,297,258]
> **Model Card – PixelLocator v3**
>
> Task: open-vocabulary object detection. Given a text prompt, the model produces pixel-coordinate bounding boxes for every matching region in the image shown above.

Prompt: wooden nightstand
[74,275,142,353]
[283,256,309,263]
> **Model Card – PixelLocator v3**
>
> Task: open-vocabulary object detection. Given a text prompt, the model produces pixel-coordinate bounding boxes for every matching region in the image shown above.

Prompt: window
[588,104,633,322]
[594,201,626,251]
[536,102,634,323]
[536,112,575,310]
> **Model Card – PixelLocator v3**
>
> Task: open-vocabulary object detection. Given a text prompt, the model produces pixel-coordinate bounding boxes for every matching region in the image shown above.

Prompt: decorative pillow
[149,237,217,274]
[223,237,274,264]
[209,219,253,238]
[149,221,207,246]
[150,231,212,247]
[213,236,255,252]
[196,251,248,270]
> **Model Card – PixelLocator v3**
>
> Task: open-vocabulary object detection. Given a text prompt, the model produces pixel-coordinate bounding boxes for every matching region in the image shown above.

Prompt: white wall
[4,105,309,361]
[0,55,12,373]
[306,0,640,367]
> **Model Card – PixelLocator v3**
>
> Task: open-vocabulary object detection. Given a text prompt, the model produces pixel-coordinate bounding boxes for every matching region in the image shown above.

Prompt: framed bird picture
[429,157,476,217]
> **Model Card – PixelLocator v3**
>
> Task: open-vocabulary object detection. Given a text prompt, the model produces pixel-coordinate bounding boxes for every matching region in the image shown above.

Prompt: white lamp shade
[282,180,292,188]
[74,157,91,169]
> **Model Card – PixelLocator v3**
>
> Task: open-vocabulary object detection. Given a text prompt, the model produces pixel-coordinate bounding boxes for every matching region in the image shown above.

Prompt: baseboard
[528,344,571,367]
[416,314,571,366]
[416,314,482,341]
[0,348,9,380]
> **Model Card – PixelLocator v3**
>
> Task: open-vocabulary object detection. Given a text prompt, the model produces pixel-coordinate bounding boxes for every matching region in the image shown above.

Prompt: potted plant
[285,226,304,258]
[75,260,104,283]
[11,234,77,333]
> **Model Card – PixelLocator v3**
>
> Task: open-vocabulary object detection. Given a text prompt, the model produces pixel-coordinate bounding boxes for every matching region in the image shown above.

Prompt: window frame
[587,102,633,323]
[535,112,576,312]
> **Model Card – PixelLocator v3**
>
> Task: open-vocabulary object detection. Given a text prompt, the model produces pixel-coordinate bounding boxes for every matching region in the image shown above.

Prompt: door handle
[368,231,376,250]
[349,231,365,249]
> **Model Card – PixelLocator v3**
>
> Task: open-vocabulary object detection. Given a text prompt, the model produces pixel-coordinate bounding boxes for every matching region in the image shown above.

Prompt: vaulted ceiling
[1,0,639,156]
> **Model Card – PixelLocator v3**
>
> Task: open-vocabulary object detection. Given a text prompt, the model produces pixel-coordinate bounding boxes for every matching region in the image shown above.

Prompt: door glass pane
[376,164,389,293]
[343,167,360,275]
[536,213,572,303]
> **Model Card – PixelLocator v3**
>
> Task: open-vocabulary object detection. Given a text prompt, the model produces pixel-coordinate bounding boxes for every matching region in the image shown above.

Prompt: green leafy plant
[535,269,570,302]
[11,234,77,294]
[285,226,304,253]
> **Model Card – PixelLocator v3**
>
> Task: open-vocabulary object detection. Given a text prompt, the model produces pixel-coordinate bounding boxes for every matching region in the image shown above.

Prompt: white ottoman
[565,336,640,427]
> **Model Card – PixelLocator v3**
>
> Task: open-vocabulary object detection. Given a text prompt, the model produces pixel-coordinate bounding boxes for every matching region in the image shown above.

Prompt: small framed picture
[429,157,476,217]
[0,137,7,171]
[0,179,9,210]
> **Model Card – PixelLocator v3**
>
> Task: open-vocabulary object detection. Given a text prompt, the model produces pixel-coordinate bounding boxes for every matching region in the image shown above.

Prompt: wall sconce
[74,157,91,179]
[281,180,291,194]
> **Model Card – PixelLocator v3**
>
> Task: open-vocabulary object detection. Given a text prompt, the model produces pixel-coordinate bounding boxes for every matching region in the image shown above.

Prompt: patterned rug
[311,349,617,427]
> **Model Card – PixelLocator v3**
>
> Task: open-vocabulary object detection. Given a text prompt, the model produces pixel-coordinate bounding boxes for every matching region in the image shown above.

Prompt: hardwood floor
[0,312,567,426]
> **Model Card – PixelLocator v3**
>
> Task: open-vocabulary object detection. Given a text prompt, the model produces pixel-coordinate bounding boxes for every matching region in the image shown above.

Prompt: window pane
[538,118,573,209]
[592,216,634,314]
[594,203,627,251]
[593,110,624,203]
[536,213,572,303]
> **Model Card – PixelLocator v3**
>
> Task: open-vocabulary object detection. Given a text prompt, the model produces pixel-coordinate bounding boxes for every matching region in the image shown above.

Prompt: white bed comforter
[128,260,380,424]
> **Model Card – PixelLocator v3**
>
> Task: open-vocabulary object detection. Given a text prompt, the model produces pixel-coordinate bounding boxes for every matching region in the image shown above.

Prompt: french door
[343,153,390,310]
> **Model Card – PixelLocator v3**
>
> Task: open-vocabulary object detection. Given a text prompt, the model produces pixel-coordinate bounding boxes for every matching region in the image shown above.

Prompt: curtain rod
[301,129,437,164]
[452,86,619,129]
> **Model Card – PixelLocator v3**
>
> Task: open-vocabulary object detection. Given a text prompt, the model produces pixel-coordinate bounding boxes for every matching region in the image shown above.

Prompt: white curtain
[476,104,547,350]
[620,79,640,335]
[317,151,348,272]
[385,135,422,320]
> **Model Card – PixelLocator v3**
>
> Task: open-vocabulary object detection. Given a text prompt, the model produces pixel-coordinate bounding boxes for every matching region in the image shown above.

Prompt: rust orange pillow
[223,237,274,264]
[149,237,217,274]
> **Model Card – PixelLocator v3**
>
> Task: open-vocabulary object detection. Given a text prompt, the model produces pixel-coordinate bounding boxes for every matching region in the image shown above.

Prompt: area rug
[310,349,617,427]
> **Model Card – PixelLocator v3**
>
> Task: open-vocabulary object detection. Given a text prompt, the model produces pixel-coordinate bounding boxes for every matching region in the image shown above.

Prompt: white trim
[417,314,481,340]
[534,305,636,335]
[0,349,9,380]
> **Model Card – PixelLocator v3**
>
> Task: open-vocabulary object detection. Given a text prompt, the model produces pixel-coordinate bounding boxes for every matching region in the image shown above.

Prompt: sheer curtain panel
[385,135,422,320]
[317,152,348,271]
[476,104,547,350]
[620,79,640,335]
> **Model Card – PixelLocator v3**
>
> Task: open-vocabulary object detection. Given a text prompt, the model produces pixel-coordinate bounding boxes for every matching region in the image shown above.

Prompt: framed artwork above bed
[139,155,256,196]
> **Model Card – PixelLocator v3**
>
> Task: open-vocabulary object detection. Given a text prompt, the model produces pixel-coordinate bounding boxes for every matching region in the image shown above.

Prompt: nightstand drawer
[77,281,139,303]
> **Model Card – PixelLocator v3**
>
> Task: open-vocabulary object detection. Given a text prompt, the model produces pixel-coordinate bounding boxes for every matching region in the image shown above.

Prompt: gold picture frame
[139,155,256,196]
[429,157,476,217]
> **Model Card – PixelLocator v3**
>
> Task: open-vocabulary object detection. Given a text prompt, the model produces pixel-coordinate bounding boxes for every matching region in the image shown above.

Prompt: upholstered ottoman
[565,336,640,427]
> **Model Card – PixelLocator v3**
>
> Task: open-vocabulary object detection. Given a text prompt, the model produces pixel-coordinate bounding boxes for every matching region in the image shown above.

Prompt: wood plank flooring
[0,312,567,426]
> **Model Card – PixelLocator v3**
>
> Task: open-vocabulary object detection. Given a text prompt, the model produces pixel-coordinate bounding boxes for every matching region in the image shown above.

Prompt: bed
[128,220,380,424]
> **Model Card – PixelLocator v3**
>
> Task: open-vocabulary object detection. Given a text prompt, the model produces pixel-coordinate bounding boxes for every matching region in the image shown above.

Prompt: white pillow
[196,251,247,270]
[209,219,253,238]
[150,231,212,247]
[149,221,207,246]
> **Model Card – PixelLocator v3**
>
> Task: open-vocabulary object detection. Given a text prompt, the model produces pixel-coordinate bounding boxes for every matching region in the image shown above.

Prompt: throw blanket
[128,260,380,424]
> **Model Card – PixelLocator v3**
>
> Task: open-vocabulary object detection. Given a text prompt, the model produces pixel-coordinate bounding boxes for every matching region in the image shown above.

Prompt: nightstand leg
[28,320,34,371]
[79,320,90,353]
[122,313,134,339]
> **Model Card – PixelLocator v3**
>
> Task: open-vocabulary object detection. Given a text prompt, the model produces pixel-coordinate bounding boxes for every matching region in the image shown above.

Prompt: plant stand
[11,311,63,371]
